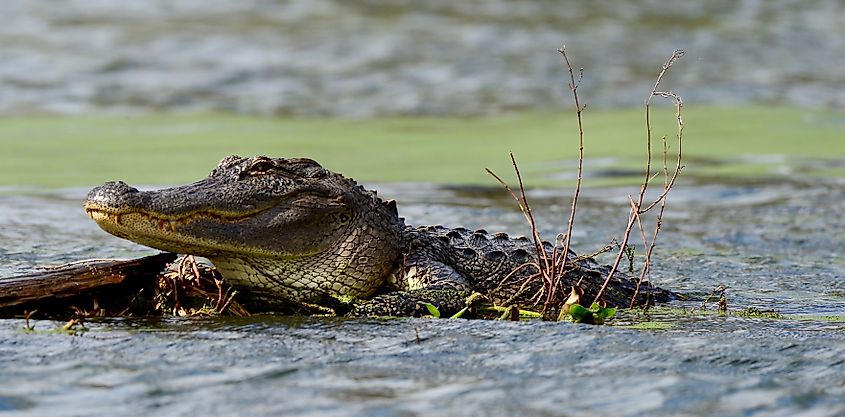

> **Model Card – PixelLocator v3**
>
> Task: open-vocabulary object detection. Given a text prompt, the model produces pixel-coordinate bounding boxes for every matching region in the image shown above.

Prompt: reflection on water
[2,0,845,116]
[0,173,843,416]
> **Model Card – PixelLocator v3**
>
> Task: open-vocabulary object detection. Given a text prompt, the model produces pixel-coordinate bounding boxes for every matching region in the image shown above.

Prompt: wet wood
[0,252,176,317]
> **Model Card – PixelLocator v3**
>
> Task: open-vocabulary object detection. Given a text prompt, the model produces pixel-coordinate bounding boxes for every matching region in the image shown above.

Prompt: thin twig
[551,46,586,308]
[509,153,553,272]
[629,194,650,252]
[593,49,685,306]
[217,288,238,315]
[630,136,671,307]
[486,156,554,294]
[486,48,685,314]
[639,91,684,213]
[213,278,226,312]
[490,261,541,297]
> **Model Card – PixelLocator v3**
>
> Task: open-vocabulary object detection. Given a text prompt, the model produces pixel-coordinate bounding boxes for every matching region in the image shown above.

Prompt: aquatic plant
[487,48,686,322]
[155,255,248,317]
[559,286,616,324]
[735,307,784,319]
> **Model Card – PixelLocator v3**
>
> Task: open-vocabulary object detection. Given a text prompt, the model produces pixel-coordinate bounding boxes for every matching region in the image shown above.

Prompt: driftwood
[0,252,176,318]
[0,252,293,319]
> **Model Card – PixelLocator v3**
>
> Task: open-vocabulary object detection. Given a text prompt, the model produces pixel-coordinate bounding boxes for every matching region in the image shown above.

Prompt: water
[0,317,843,417]
[1,174,843,416]
[3,2,843,414]
[3,0,845,116]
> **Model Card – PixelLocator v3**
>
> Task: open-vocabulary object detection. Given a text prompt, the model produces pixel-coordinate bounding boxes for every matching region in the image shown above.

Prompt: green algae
[788,315,845,323]
[1,106,843,188]
[616,321,675,330]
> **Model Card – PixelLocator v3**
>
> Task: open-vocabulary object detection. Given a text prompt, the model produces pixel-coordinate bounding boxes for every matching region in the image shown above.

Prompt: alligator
[84,155,674,317]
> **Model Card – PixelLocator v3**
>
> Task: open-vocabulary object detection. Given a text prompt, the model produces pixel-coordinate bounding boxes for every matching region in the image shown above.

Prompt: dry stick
[627,139,668,307]
[630,205,667,306]
[488,260,547,309]
[593,49,685,306]
[213,278,226,312]
[116,288,146,317]
[626,96,684,308]
[628,193,651,257]
[553,46,586,306]
[487,158,561,309]
[638,92,684,213]
[629,194,651,253]
[217,287,237,315]
[625,193,654,307]
[485,160,552,278]
[631,112,681,307]
[629,137,671,306]
[509,153,553,273]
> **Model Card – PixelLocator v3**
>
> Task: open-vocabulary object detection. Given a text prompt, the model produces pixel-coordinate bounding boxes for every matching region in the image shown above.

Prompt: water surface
[0,173,843,416]
[3,0,845,116]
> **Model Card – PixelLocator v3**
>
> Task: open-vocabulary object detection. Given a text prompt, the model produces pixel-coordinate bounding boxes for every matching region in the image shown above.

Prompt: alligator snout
[85,181,143,210]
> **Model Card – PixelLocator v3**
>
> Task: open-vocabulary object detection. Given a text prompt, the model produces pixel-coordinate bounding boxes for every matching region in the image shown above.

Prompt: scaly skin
[85,155,674,316]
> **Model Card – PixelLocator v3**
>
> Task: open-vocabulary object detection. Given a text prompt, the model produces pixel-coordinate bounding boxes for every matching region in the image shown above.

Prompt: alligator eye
[238,160,273,180]
[248,160,275,173]
[238,158,298,180]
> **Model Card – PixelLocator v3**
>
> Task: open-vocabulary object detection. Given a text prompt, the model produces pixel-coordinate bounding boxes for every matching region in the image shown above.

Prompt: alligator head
[84,155,404,304]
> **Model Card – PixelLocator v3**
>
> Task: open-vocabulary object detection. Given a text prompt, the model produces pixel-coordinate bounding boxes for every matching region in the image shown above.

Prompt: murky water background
[1,172,843,416]
[3,0,845,116]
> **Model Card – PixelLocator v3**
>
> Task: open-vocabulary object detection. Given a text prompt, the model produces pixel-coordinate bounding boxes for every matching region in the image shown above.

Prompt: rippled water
[0,174,844,416]
[1,317,843,417]
[3,0,845,116]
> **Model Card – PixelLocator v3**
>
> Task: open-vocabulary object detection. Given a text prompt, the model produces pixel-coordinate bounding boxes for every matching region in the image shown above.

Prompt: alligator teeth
[158,219,167,231]
[86,209,94,220]
[169,220,177,232]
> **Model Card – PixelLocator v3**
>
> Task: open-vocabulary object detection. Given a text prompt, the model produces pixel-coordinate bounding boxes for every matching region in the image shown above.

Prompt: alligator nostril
[101,181,139,193]
[86,181,142,207]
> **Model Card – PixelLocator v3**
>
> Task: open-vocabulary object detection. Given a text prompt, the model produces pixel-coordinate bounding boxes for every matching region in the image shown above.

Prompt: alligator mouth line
[84,202,268,233]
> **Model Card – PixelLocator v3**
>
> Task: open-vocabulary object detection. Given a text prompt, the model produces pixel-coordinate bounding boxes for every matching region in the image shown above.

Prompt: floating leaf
[566,304,594,323]
[421,302,440,318]
[450,306,469,319]
[559,292,616,324]
[590,302,617,321]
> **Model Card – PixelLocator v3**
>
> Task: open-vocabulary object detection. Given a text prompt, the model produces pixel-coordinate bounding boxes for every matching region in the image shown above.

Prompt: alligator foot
[350,289,473,317]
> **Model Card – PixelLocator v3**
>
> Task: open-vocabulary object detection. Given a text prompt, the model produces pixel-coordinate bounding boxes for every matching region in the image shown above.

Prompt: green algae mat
[2,106,843,188]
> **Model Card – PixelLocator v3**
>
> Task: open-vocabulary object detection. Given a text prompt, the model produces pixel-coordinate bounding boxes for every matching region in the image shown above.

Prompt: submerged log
[0,252,176,318]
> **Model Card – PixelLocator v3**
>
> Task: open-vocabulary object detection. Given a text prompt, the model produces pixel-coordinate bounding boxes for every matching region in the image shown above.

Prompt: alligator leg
[351,289,471,317]
[402,253,473,292]
[351,252,478,317]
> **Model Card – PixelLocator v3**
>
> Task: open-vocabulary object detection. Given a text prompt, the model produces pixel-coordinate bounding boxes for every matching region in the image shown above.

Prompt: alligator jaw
[84,202,266,230]
[83,202,271,256]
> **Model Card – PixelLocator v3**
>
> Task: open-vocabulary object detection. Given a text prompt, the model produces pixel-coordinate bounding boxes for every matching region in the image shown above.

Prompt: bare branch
[549,46,586,309]
[486,154,552,277]
[593,49,685,306]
